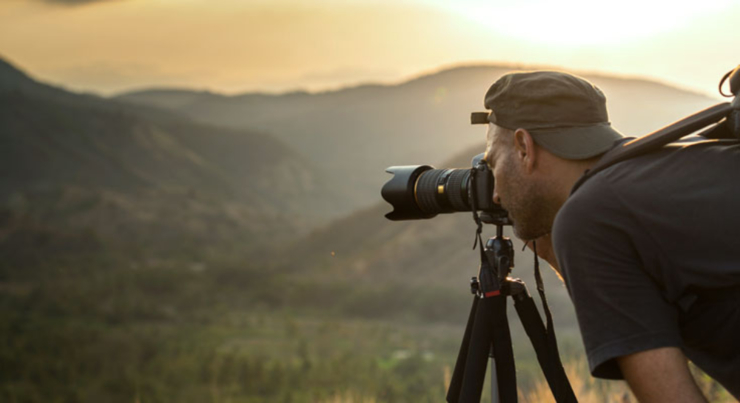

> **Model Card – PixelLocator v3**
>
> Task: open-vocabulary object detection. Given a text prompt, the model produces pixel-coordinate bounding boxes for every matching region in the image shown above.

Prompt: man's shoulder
[552,172,634,279]
[554,136,740,274]
[558,137,740,233]
[581,137,740,193]
[554,172,622,239]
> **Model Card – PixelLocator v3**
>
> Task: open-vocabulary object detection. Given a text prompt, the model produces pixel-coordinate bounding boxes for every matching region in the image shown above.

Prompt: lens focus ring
[415,169,446,214]
[446,169,470,211]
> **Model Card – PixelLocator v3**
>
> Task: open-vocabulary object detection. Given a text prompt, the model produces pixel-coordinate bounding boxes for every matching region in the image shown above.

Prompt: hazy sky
[0,0,738,97]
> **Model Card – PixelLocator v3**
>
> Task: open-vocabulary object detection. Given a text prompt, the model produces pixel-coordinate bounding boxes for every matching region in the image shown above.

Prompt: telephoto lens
[381,153,506,222]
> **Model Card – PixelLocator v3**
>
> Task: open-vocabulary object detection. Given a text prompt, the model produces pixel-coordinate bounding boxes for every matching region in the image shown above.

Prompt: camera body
[381,153,509,225]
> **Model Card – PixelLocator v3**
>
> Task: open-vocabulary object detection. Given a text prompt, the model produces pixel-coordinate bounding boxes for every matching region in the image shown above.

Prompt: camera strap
[532,242,559,365]
[514,243,577,403]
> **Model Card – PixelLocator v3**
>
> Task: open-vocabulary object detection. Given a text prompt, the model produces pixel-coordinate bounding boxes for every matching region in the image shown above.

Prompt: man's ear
[513,128,537,173]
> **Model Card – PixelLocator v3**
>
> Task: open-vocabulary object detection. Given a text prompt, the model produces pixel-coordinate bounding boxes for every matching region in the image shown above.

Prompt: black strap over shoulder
[571,102,735,195]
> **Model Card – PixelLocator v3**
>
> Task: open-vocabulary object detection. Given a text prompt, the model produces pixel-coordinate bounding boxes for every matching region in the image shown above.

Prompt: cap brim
[471,112,491,125]
[530,123,623,160]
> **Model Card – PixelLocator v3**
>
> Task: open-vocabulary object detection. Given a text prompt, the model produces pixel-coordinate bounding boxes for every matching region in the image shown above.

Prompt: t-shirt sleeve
[552,179,683,379]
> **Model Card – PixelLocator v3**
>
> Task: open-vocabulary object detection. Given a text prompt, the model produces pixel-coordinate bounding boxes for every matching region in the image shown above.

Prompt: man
[476,71,740,401]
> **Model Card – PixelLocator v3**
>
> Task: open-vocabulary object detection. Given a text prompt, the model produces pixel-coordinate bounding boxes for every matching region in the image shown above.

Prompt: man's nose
[492,189,501,205]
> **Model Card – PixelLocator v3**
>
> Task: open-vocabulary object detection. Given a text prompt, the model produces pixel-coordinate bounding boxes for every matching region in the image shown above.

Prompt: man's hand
[617,347,707,403]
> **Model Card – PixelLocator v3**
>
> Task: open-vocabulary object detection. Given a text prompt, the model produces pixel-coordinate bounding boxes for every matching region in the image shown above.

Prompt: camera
[381,153,510,225]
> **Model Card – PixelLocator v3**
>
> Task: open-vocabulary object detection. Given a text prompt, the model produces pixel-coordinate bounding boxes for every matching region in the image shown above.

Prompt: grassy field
[1,246,733,403]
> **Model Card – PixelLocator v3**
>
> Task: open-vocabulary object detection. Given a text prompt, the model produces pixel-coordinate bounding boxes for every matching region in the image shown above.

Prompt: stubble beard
[507,188,556,241]
[500,164,558,242]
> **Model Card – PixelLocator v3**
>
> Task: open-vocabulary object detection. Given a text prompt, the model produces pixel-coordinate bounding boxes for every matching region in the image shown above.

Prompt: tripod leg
[490,351,499,403]
[447,296,479,403]
[455,295,518,403]
[458,296,496,402]
[490,295,517,403]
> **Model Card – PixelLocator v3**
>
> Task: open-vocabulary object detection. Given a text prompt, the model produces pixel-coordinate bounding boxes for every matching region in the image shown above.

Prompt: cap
[472,71,623,160]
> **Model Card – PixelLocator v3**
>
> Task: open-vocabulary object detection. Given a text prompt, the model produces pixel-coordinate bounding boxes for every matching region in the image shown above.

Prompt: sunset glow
[0,0,738,96]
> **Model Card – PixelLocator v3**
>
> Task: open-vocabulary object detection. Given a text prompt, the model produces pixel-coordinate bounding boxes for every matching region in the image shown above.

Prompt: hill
[0,57,352,258]
[116,65,719,213]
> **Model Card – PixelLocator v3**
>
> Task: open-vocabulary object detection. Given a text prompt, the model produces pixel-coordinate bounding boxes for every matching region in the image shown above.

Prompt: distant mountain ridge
[115,64,719,213]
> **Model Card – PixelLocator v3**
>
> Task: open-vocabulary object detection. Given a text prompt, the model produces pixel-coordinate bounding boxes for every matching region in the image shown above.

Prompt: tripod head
[470,224,514,300]
[485,225,514,287]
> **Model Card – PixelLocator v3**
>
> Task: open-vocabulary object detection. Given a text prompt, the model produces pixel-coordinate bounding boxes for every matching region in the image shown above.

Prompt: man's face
[484,124,555,241]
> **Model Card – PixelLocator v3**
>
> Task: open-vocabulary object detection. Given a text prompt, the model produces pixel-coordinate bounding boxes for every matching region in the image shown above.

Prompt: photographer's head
[478,71,623,240]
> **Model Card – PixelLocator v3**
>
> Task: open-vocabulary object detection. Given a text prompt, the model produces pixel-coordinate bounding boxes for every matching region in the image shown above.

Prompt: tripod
[446,223,578,403]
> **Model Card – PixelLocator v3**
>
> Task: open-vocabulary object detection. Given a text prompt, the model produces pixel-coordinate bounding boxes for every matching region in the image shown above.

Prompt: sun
[440,0,734,46]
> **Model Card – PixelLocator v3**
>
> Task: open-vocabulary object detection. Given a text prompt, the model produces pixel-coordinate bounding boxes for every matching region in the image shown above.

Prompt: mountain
[116,65,720,214]
[0,57,352,257]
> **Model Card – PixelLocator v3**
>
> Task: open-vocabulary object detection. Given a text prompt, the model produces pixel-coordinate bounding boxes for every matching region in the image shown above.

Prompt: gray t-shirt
[553,138,740,397]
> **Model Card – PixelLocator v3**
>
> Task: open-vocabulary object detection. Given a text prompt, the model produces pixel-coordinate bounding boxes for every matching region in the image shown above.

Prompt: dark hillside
[0,57,352,258]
